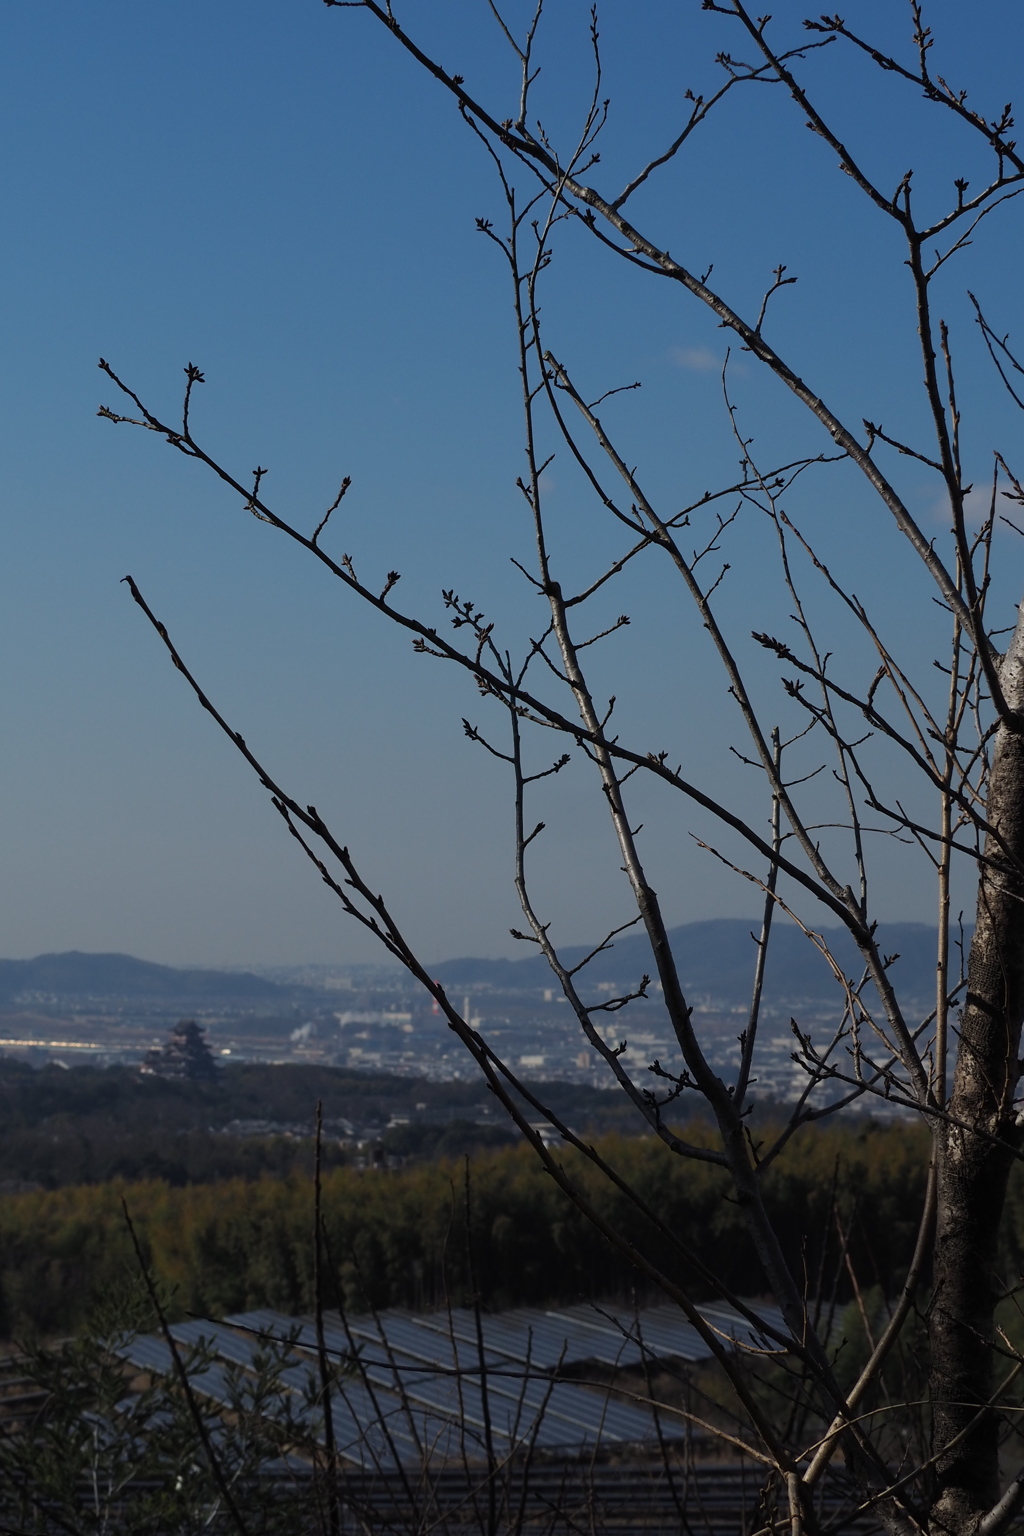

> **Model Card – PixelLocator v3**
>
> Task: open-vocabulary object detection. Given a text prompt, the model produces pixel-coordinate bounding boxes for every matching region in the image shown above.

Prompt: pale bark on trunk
[931,605,1024,1532]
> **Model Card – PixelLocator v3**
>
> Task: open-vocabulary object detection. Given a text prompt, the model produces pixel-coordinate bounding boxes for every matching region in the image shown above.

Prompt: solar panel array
[117,1297,788,1470]
[402,1299,789,1370]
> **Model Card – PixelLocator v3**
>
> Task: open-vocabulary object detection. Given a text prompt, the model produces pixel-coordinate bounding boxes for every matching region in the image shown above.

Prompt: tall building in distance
[140,1020,219,1082]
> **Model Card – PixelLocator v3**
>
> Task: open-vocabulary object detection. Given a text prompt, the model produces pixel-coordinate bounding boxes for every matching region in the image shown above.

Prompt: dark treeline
[0,1119,979,1341]
[0,1059,638,1189]
[0,1057,512,1137]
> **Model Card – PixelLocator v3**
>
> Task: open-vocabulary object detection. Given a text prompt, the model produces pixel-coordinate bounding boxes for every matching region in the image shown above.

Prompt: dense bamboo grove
[0,1122,947,1338]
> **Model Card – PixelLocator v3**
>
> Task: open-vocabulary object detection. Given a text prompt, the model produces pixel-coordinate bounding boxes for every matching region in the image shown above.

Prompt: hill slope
[431,918,946,1004]
[0,952,302,1007]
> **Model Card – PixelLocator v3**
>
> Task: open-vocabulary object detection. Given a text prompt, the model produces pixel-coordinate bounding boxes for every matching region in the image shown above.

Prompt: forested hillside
[0,1121,955,1339]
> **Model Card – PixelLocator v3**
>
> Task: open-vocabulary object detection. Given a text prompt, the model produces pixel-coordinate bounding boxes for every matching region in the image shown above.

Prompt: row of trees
[0,1121,943,1339]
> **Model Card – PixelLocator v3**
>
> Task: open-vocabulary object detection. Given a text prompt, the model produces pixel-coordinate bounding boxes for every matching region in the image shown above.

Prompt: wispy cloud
[929,480,1018,531]
[670,344,719,373]
[927,482,1024,549]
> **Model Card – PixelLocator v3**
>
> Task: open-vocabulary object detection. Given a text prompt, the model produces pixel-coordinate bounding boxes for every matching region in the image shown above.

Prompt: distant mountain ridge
[431,919,950,1005]
[0,920,951,1009]
[0,952,295,1007]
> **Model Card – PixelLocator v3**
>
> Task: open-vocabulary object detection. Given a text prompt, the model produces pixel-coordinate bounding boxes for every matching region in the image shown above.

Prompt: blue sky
[1,1,1021,966]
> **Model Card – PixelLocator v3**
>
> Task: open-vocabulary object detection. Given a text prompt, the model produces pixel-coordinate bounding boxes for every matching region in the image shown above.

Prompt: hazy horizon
[0,912,948,976]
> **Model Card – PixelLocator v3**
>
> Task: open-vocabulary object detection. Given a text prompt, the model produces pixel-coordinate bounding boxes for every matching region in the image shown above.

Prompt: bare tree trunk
[932,605,1024,1530]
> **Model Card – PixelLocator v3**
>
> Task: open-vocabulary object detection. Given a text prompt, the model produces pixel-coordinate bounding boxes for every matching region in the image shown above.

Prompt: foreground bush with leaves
[0,1284,319,1536]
